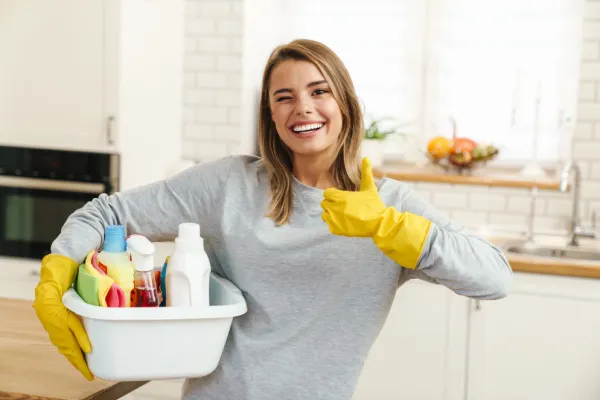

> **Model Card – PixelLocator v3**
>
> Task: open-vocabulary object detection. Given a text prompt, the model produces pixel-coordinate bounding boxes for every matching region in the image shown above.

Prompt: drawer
[130,379,184,399]
[0,276,37,300]
[0,256,40,280]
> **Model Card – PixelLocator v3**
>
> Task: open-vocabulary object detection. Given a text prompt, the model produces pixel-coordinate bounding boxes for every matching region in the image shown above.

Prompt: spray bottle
[126,234,160,308]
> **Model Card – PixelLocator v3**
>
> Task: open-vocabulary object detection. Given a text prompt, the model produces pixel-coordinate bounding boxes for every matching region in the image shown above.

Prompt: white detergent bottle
[166,222,211,308]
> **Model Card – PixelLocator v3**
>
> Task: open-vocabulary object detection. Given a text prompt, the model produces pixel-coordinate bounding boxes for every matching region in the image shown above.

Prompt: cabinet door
[0,1,111,152]
[353,280,468,400]
[0,257,39,300]
[128,379,184,400]
[467,272,600,400]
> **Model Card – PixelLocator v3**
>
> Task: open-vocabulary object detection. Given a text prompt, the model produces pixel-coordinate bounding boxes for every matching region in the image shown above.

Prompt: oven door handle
[0,176,106,194]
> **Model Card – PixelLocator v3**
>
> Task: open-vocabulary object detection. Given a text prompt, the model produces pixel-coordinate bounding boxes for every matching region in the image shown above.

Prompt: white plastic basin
[63,273,247,382]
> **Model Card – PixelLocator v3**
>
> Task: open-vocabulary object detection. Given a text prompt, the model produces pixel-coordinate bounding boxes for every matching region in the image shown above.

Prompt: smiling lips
[291,122,325,134]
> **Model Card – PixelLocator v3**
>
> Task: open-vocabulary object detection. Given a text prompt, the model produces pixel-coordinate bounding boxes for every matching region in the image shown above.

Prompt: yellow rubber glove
[321,157,432,269]
[33,254,94,381]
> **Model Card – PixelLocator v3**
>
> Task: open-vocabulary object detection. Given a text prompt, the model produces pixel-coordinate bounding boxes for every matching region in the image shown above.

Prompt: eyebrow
[272,80,328,96]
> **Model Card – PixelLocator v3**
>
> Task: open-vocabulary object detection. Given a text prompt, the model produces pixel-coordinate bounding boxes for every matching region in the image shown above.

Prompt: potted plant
[361,116,407,167]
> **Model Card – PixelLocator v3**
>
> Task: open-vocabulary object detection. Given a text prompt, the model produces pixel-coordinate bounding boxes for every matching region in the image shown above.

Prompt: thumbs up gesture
[321,158,387,237]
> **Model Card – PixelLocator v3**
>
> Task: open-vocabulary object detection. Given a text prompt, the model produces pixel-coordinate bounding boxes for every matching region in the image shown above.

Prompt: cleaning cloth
[75,264,100,306]
[82,250,126,307]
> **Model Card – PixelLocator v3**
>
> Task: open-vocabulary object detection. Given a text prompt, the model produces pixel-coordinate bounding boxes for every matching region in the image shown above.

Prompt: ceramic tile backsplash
[182,0,243,162]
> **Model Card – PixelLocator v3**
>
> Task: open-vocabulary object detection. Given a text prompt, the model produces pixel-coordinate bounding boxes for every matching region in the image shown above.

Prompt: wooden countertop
[489,236,600,279]
[0,297,146,400]
[374,162,564,191]
[508,255,600,279]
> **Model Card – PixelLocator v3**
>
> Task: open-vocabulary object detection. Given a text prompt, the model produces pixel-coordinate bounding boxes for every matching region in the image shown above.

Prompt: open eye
[313,89,328,96]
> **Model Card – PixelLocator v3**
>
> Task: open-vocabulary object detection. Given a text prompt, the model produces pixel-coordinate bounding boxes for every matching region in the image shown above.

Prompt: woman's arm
[394,187,513,300]
[51,156,233,264]
[321,158,512,301]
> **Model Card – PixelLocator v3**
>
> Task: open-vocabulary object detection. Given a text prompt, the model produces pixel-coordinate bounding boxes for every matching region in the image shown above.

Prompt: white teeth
[292,123,324,133]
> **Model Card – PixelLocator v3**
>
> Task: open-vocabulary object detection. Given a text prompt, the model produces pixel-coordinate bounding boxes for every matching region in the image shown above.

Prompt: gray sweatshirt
[52,154,513,400]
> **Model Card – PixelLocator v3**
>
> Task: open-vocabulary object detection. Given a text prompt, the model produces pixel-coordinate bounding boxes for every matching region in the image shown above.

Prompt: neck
[292,153,335,189]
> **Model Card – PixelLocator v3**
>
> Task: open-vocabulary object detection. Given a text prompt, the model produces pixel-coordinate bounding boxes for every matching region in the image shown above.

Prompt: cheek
[272,103,291,119]
[270,107,285,129]
[322,100,343,130]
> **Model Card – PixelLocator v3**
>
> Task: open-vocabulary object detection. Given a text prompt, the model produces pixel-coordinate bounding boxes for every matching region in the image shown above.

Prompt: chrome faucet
[560,161,596,246]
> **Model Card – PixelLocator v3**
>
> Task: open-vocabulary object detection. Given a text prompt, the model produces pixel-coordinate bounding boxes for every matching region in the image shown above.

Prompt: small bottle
[166,223,211,308]
[158,256,169,307]
[126,234,160,308]
[98,225,135,307]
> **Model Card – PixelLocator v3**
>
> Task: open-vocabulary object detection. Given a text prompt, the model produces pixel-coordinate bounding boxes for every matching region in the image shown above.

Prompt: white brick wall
[182,0,243,162]
[182,0,600,235]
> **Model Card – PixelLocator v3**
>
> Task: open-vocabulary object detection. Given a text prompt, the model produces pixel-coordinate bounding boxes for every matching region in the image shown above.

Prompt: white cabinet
[466,272,600,400]
[128,379,184,400]
[0,256,39,300]
[0,1,109,152]
[0,0,185,190]
[354,272,600,400]
[353,280,468,400]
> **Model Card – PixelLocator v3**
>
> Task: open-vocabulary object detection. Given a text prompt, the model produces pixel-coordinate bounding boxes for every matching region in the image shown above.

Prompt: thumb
[360,157,376,191]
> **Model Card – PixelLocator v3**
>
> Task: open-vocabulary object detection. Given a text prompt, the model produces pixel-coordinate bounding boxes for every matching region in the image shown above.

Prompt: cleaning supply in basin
[159,256,169,307]
[98,225,135,307]
[166,223,211,308]
[79,250,126,307]
[126,234,160,308]
[74,264,99,307]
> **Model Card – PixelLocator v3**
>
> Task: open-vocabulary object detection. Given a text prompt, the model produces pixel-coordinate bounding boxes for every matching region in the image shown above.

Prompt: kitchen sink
[505,242,600,262]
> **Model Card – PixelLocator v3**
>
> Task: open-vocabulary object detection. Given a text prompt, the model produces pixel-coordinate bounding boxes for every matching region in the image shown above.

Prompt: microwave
[0,145,119,260]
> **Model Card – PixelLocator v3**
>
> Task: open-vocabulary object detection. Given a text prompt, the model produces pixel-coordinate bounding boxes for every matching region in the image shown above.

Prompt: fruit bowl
[425,149,499,175]
[426,135,499,175]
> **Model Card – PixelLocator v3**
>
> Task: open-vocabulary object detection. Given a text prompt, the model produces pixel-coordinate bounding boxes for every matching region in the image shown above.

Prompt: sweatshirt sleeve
[394,184,513,300]
[50,156,234,264]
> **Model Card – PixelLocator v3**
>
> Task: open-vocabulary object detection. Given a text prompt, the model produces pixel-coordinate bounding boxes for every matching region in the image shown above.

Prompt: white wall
[182,0,244,162]
[182,0,600,234]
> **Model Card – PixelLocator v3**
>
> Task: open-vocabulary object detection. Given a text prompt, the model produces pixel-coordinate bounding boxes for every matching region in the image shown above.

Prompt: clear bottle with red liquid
[126,234,160,308]
[134,269,160,307]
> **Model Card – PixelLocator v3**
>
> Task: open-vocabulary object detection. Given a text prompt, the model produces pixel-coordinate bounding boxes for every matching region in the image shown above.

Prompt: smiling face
[268,59,343,160]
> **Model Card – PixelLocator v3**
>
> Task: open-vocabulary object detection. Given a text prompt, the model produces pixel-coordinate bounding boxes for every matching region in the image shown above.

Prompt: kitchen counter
[0,297,147,400]
[489,235,600,279]
[374,161,564,191]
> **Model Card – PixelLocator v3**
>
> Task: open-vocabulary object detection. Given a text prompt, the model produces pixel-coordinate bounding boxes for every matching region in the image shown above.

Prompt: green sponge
[75,264,100,306]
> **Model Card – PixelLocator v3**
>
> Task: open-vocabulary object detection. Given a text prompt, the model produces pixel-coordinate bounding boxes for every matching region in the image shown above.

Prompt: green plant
[363,116,408,141]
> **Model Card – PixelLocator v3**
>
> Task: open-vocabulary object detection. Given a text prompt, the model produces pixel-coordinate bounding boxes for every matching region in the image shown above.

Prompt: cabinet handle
[474,300,481,311]
[106,116,115,145]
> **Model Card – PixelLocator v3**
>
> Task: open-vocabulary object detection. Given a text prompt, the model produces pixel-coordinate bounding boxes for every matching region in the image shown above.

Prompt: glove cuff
[372,208,432,269]
[40,254,80,293]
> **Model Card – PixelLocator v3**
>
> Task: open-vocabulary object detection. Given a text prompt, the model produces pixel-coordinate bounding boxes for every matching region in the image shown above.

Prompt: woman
[33,39,512,400]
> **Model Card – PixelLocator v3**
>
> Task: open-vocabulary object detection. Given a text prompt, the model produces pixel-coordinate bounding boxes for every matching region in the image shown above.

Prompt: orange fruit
[427,136,452,160]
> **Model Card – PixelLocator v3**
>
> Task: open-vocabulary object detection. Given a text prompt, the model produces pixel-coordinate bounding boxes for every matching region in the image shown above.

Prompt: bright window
[280,0,585,164]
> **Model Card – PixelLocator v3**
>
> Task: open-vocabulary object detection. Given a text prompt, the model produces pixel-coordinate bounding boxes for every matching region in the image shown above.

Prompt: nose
[295,93,314,115]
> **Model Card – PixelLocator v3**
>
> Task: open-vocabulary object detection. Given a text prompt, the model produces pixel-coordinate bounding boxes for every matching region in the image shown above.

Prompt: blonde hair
[258,39,364,225]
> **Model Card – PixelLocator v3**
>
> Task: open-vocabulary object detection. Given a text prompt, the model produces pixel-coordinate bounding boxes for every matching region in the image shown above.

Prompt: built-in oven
[0,145,119,260]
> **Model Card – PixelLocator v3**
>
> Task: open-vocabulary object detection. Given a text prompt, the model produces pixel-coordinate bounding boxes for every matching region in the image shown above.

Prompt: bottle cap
[178,222,200,239]
[104,225,126,252]
[126,234,155,272]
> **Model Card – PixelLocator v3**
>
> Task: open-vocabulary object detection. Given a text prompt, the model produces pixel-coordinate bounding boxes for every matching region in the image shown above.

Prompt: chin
[288,142,334,157]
